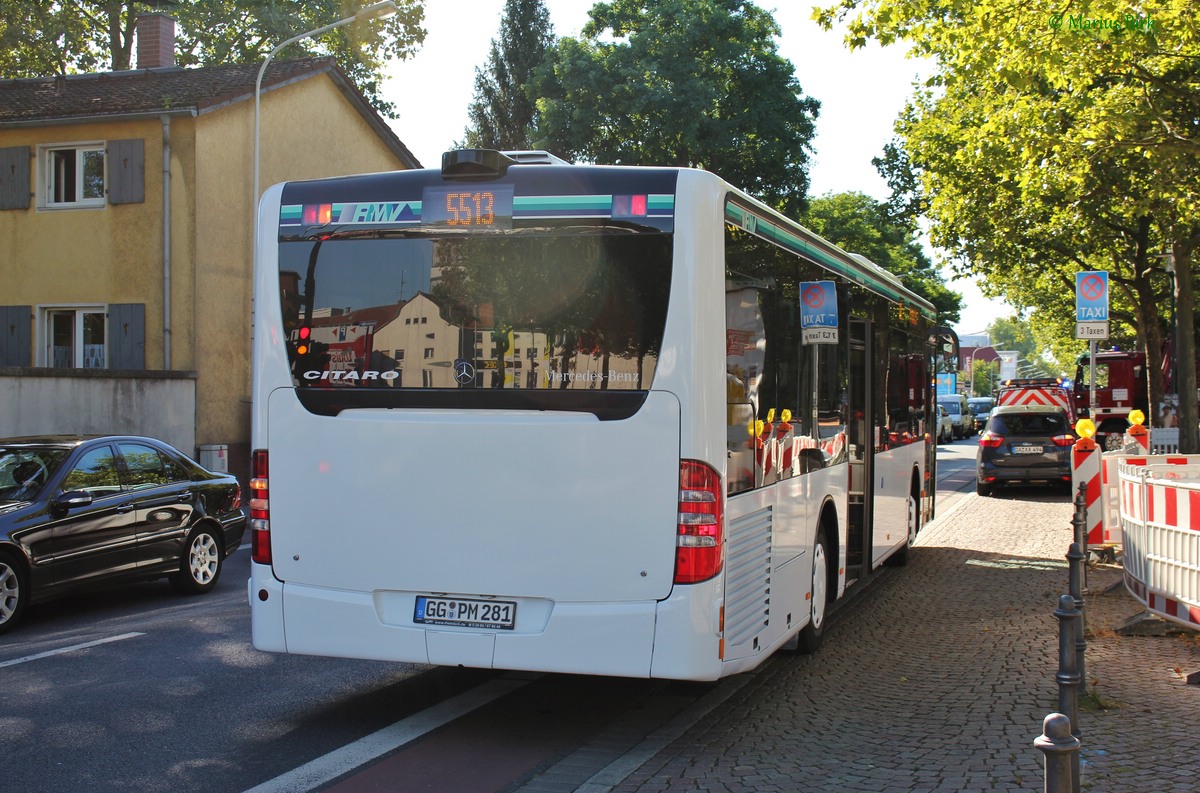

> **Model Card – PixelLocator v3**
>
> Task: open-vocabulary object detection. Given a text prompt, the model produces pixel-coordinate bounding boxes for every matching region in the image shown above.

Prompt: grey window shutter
[108,139,145,204]
[0,147,31,210]
[1,306,32,366]
[109,303,146,369]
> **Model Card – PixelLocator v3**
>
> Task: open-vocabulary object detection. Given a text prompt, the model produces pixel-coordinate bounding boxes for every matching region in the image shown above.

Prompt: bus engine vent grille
[724,506,773,648]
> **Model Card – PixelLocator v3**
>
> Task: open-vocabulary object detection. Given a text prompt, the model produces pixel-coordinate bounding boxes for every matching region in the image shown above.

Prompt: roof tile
[0,58,333,123]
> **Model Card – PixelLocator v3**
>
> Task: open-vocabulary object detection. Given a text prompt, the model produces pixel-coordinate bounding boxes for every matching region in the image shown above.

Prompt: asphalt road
[1,437,986,793]
[0,547,495,792]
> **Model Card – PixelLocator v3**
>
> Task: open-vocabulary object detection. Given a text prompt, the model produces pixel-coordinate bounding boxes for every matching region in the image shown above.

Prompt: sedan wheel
[171,527,223,594]
[0,552,29,634]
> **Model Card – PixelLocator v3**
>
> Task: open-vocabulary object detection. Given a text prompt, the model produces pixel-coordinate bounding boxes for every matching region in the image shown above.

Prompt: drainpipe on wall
[161,114,171,369]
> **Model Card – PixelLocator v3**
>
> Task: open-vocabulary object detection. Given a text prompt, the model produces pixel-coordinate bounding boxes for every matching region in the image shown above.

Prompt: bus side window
[726,285,766,494]
[726,391,755,495]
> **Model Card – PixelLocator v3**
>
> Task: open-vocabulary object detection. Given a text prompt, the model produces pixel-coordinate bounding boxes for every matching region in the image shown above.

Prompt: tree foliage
[815,0,1200,443]
[802,191,962,324]
[462,0,554,150]
[0,0,427,117]
[986,317,1058,377]
[532,0,820,216]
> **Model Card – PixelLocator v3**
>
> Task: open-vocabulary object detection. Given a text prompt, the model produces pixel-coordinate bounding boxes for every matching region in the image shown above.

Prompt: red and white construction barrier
[1096,453,1200,547]
[1119,459,1200,631]
[1123,424,1149,454]
[1071,437,1103,546]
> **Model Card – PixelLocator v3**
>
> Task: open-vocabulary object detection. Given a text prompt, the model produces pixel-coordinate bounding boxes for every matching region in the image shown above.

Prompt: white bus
[249,149,940,681]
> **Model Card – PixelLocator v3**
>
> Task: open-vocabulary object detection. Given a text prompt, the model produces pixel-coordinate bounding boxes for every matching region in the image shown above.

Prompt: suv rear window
[990,412,1067,435]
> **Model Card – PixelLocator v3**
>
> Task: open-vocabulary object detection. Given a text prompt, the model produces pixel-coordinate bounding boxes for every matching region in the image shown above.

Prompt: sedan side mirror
[53,490,94,511]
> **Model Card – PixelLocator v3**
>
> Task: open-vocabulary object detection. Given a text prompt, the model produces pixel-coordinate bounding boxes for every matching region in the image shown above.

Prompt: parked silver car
[936,405,954,444]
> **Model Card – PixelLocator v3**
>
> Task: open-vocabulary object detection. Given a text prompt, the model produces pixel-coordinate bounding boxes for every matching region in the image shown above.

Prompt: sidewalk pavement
[605,489,1200,792]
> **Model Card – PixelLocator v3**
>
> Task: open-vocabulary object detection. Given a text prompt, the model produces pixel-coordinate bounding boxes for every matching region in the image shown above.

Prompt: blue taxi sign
[1075,271,1109,321]
[1075,271,1109,339]
[800,281,838,344]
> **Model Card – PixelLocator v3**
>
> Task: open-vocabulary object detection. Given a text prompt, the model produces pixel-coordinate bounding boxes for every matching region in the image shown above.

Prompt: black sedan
[976,406,1075,496]
[0,435,245,634]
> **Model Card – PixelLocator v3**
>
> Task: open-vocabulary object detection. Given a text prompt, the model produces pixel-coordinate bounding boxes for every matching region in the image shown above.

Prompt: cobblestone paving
[608,490,1200,792]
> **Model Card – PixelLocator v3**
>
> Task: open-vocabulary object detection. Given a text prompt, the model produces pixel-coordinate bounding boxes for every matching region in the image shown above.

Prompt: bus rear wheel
[795,533,830,654]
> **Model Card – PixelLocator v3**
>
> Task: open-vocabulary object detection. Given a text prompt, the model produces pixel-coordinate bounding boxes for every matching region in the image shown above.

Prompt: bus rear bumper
[250,562,695,677]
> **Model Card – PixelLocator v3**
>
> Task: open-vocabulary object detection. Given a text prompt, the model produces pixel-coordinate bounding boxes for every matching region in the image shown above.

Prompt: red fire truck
[1072,345,1197,450]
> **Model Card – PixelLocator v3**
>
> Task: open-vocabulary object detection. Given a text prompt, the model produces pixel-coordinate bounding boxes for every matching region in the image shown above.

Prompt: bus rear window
[278,230,672,407]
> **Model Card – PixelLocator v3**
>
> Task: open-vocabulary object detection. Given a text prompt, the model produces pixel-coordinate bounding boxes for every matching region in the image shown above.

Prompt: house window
[41,144,106,207]
[43,307,106,368]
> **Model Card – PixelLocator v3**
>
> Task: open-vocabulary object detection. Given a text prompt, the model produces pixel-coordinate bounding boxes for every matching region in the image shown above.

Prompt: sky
[380,0,1011,340]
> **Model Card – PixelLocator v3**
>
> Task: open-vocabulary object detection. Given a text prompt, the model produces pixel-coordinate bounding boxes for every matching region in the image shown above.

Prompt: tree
[0,0,427,118]
[802,191,962,323]
[988,317,1063,378]
[532,0,820,216]
[988,318,1037,365]
[462,0,554,150]
[969,359,997,397]
[814,0,1200,450]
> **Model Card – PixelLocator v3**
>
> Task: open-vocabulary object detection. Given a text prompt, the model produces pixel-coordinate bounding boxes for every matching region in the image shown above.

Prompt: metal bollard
[1066,541,1088,697]
[1054,594,1081,738]
[1035,712,1081,793]
[1072,483,1089,591]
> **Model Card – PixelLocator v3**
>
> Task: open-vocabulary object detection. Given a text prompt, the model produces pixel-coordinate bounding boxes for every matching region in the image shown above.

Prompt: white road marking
[0,632,146,668]
[242,674,536,793]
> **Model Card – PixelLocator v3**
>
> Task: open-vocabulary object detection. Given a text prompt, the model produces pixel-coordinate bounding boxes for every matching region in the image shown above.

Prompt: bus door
[845,317,872,586]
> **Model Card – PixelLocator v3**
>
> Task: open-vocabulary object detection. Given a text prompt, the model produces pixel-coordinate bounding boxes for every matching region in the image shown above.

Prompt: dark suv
[976,405,1075,496]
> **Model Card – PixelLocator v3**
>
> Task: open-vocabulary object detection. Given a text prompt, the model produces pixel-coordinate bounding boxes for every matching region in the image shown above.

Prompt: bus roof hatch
[441,149,571,180]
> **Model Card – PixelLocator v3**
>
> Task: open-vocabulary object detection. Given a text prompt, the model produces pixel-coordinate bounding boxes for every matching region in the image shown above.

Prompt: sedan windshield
[0,447,71,502]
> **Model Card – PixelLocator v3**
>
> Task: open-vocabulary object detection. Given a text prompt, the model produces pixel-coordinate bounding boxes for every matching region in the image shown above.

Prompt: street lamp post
[969,346,995,398]
[252,0,399,207]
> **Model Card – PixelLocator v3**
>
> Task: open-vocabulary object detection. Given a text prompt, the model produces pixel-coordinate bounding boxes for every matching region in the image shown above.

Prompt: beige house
[0,14,419,483]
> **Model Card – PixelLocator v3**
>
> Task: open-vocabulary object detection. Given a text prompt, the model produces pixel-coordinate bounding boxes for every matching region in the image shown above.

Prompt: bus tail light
[250,449,271,565]
[675,460,724,584]
[612,194,648,217]
[302,203,332,226]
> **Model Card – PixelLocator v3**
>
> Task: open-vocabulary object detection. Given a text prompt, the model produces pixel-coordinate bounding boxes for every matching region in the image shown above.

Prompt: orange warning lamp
[1074,417,1097,452]
[1126,409,1148,440]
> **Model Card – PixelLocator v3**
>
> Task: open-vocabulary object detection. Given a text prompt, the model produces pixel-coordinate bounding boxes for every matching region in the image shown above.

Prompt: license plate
[414,596,517,630]
[1012,444,1044,455]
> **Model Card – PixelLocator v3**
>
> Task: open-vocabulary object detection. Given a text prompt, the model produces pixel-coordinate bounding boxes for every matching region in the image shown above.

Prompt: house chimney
[136,14,176,69]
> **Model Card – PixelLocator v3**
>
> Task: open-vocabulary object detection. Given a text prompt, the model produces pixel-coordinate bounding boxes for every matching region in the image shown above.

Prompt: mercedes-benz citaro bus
[249,149,939,681]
